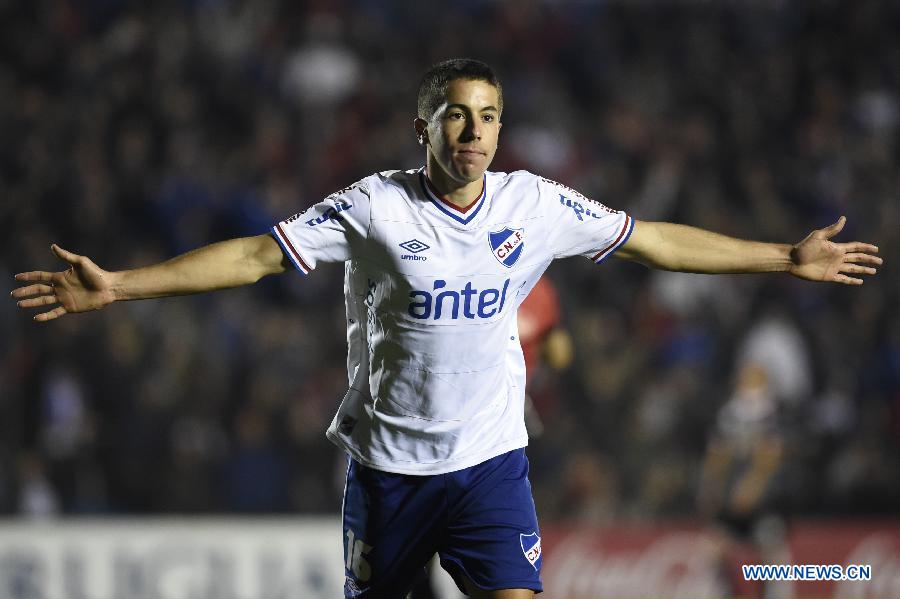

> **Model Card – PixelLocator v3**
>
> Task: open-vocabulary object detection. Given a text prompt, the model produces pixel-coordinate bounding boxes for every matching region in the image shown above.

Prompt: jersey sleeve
[270,179,372,275]
[539,176,633,264]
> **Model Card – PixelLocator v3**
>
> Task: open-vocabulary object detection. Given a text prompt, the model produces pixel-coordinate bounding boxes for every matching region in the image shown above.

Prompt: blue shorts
[342,448,543,598]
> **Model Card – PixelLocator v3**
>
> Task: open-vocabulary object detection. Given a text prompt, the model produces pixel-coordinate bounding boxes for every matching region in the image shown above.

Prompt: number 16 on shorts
[345,529,373,581]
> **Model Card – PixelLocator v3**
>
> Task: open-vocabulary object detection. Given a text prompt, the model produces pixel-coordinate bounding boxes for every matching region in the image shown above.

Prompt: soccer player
[12,59,881,598]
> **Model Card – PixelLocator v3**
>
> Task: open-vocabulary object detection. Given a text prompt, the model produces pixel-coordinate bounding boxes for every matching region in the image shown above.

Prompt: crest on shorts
[520,532,542,569]
[489,227,525,268]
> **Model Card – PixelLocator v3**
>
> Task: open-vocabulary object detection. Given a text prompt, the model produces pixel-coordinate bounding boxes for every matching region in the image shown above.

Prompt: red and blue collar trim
[419,169,487,225]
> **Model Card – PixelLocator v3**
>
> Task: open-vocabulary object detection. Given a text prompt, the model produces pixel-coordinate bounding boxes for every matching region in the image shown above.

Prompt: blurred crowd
[1,0,898,524]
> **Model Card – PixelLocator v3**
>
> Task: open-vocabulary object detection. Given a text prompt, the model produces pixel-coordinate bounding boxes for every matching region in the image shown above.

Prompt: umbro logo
[399,239,429,261]
[400,239,429,253]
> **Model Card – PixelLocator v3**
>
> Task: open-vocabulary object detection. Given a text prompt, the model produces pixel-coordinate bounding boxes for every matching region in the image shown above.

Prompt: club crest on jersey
[489,227,525,268]
[520,532,541,569]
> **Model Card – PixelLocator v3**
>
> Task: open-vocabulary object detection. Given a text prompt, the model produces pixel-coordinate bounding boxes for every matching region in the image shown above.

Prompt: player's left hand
[789,216,881,285]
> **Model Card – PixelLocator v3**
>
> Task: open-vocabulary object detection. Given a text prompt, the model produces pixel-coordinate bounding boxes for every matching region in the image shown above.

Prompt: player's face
[422,78,501,185]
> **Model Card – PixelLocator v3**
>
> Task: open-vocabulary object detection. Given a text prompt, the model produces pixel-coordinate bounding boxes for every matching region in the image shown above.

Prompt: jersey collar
[419,169,487,225]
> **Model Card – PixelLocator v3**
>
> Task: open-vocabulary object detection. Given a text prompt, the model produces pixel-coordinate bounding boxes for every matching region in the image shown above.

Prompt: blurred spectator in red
[518,275,574,436]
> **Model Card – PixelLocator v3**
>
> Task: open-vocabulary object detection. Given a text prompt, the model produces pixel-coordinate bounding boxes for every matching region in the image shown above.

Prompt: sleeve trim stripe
[592,215,633,264]
[271,224,311,276]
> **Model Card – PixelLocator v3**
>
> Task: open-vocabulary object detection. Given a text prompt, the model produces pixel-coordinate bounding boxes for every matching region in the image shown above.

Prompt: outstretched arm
[615,216,881,285]
[12,234,289,321]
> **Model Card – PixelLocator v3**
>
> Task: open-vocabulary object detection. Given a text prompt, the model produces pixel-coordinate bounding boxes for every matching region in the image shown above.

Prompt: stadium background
[1,0,898,597]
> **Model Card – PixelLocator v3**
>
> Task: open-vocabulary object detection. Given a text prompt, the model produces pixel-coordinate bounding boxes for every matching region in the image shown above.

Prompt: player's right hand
[11,244,116,322]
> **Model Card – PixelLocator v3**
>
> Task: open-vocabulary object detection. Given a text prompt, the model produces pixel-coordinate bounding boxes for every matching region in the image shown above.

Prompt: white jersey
[272,168,632,475]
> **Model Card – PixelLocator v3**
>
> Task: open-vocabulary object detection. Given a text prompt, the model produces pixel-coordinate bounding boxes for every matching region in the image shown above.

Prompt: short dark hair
[417,59,503,120]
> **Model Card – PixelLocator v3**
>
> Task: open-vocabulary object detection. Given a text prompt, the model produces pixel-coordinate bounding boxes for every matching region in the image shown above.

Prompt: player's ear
[413,117,428,146]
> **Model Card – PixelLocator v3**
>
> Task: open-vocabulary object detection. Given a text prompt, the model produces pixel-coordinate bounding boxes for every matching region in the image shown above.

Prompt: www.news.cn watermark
[743,564,872,582]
